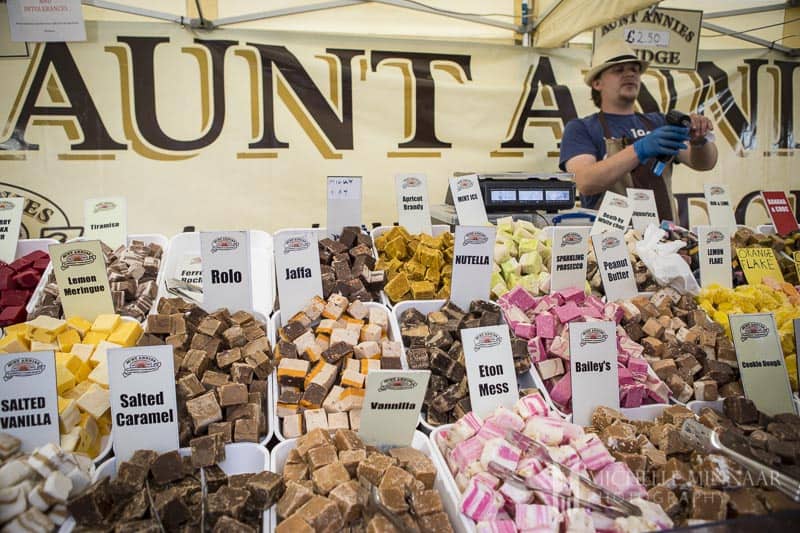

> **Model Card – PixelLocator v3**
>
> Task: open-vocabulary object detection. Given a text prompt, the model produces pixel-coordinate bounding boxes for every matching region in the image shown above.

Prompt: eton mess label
[591,191,633,235]
[274,230,323,319]
[450,225,496,310]
[359,370,430,447]
[550,226,590,293]
[569,321,620,426]
[200,230,254,313]
[49,240,114,321]
[0,196,23,263]
[462,325,518,418]
[394,173,432,235]
[83,196,127,249]
[591,230,637,302]
[697,226,732,288]
[449,175,489,226]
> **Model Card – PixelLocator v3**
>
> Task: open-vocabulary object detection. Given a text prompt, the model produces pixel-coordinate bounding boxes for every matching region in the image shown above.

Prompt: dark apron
[597,111,676,222]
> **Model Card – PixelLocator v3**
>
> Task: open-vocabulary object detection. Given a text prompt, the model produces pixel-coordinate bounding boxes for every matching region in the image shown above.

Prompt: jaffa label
[740,322,769,342]
[561,232,582,247]
[122,355,162,378]
[283,237,310,254]
[456,178,473,192]
[93,201,116,213]
[474,331,502,351]
[463,231,488,246]
[60,249,96,270]
[4,358,46,381]
[210,236,239,253]
[401,177,421,189]
[580,328,608,346]
[706,231,725,244]
[601,236,620,251]
[378,377,417,392]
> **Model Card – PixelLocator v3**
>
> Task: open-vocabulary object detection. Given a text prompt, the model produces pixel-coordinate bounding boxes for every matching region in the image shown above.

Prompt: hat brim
[584,57,649,86]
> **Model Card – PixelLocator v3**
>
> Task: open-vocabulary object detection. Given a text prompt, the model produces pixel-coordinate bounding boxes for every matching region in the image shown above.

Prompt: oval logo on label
[401,177,421,189]
[378,377,417,391]
[463,231,488,246]
[580,328,608,346]
[456,178,473,192]
[284,236,310,254]
[4,357,46,381]
[474,331,502,351]
[93,201,116,213]
[740,321,768,341]
[0,200,14,211]
[632,192,649,201]
[561,232,582,246]
[601,236,620,251]
[709,186,725,196]
[706,230,725,244]
[60,249,96,270]
[122,355,162,377]
[211,236,239,253]
[609,198,628,208]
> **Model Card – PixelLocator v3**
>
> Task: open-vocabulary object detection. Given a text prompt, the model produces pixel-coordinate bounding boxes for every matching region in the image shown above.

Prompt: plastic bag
[634,224,700,295]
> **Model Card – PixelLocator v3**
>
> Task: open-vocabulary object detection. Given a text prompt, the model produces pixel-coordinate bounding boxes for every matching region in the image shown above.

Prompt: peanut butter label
[462,325,518,418]
[591,192,633,235]
[550,226,590,293]
[83,196,127,249]
[394,173,432,235]
[591,230,637,302]
[359,370,430,447]
[327,176,362,240]
[449,175,488,226]
[49,240,114,321]
[697,225,732,288]
[0,197,23,263]
[736,247,784,285]
[274,229,323,319]
[627,188,659,233]
[200,231,254,313]
[450,225,495,310]
[704,184,737,232]
[570,321,619,426]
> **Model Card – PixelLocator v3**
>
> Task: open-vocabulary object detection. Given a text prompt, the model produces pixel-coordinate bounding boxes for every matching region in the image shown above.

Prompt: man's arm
[565,146,640,196]
[677,113,718,170]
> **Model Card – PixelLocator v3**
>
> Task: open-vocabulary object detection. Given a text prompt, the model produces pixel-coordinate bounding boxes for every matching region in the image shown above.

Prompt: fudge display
[318,226,386,302]
[142,297,274,445]
[491,217,553,299]
[274,428,454,532]
[275,295,401,438]
[0,313,142,456]
[0,249,49,327]
[29,239,163,321]
[374,226,454,302]
[0,434,94,531]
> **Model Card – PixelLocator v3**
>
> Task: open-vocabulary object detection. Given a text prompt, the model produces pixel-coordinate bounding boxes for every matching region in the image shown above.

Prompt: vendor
[559,41,718,221]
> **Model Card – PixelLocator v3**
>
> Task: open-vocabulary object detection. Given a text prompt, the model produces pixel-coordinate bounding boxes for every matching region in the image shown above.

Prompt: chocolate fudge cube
[150,450,184,485]
[190,433,226,467]
[295,495,344,533]
[311,462,351,495]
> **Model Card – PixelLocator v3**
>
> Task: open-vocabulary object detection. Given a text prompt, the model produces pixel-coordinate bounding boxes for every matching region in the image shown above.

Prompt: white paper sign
[108,345,180,464]
[449,175,489,226]
[728,313,796,416]
[462,325,518,418]
[7,0,86,42]
[359,370,430,447]
[177,254,202,286]
[83,196,127,249]
[627,188,660,233]
[550,226,590,293]
[327,176,362,239]
[395,173,432,234]
[591,230,637,302]
[704,184,737,232]
[569,322,619,426]
[200,231,253,312]
[590,192,634,235]
[450,225,496,310]
[0,351,59,452]
[697,225,732,289]
[49,240,114,321]
[274,230,323,319]
[0,197,24,263]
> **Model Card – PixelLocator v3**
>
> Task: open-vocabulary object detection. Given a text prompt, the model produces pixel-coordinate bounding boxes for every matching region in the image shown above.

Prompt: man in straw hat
[559,41,717,221]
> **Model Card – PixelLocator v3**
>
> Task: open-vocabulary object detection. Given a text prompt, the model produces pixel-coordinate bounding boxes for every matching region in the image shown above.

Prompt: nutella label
[274,230,323,319]
[736,247,784,285]
[83,196,127,249]
[327,176,362,240]
[728,313,796,416]
[49,240,114,321]
[109,345,180,464]
[0,351,59,452]
[200,231,254,313]
[0,197,23,263]
[359,370,430,447]
[550,226,590,293]
[626,188,659,233]
[462,325,518,418]
[703,184,737,231]
[449,175,489,225]
[761,191,799,236]
[591,230,637,302]
[591,192,633,235]
[450,225,496,310]
[697,226,732,288]
[394,173,432,235]
[569,321,619,426]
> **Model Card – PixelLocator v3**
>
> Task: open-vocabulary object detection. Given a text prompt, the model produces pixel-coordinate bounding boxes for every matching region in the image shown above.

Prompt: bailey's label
[462,325,518,418]
[591,230,637,302]
[0,197,24,263]
[550,226,590,293]
[704,184,737,231]
[736,247,784,285]
[49,240,114,321]
[627,188,659,233]
[697,226,732,288]
[274,230,323,319]
[761,191,799,236]
[450,225,496,310]
[395,173,432,235]
[327,176,362,240]
[569,321,619,426]
[590,191,634,235]
[728,313,796,416]
[83,196,127,249]
[108,345,179,464]
[200,231,254,313]
[449,175,489,226]
[359,370,430,447]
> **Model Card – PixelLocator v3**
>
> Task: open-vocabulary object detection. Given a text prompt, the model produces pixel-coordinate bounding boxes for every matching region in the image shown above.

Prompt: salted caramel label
[327,176,362,240]
[450,225,496,310]
[394,173,432,234]
[49,240,114,321]
[0,351,59,452]
[704,184,737,231]
[0,197,24,263]
[591,191,633,235]
[274,229,323,319]
[449,175,488,225]
[591,230,637,302]
[737,247,784,285]
[200,230,254,313]
[570,321,619,426]
[697,225,732,288]
[550,226,590,293]
[83,196,127,249]
[462,325,518,418]
[359,370,430,447]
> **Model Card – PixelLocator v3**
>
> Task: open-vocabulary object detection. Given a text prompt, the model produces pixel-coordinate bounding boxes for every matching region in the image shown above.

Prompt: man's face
[592,62,642,105]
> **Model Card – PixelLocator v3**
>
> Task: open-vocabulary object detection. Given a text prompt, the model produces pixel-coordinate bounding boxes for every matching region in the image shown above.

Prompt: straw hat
[584,40,649,86]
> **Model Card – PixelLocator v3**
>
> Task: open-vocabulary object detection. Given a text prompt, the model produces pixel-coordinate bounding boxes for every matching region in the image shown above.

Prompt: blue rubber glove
[632,125,690,163]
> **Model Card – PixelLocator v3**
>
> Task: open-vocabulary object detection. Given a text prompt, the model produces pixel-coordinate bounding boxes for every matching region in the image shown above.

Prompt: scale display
[445,173,576,214]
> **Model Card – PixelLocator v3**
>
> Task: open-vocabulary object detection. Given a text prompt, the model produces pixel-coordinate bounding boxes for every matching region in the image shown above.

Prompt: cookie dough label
[200,230,254,313]
[359,370,430,447]
[591,230,637,302]
[591,192,633,235]
[550,226,590,293]
[450,225,496,310]
[49,240,114,321]
[83,196,127,249]
[704,184,737,232]
[274,229,323,319]
[0,197,23,263]
[697,226,732,288]
[449,175,488,226]
[463,325,518,418]
[395,173,432,235]
[327,176,362,240]
[627,188,659,233]
[570,321,619,426]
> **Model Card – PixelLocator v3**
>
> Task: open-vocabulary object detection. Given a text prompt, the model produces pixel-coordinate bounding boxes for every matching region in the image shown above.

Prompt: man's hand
[688,113,713,144]
[632,125,689,162]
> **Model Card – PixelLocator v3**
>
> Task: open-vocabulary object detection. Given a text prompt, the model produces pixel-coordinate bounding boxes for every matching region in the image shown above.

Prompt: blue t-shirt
[559,112,666,210]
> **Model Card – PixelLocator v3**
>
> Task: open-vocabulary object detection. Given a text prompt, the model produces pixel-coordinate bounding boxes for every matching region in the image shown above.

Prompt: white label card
[590,192,634,235]
[728,313,796,416]
[83,196,127,249]
[7,0,86,42]
[327,176,362,239]
[696,225,732,289]
[462,325,518,418]
[550,226,590,293]
[591,230,637,302]
[627,188,660,233]
[274,230,323,319]
[359,370,430,447]
[49,240,114,321]
[704,184,737,232]
[569,321,619,426]
[395,173,432,235]
[0,197,24,263]
[449,175,489,226]
[450,225,496,310]
[0,351,59,452]
[200,231,253,313]
[108,345,180,465]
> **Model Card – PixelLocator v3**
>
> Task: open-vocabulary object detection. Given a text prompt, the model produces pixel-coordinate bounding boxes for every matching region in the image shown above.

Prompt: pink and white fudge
[477,519,517,533]
[514,504,561,532]
[594,462,647,499]
[573,434,615,472]
[462,477,505,521]
[563,508,596,533]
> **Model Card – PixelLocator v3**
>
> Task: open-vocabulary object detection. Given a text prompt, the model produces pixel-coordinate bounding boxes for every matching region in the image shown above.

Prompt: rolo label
[274,230,323,319]
[200,230,254,313]
[704,184,737,232]
[450,225,496,310]
[697,226,732,288]
[359,370,430,447]
[0,197,24,263]
[49,240,114,321]
[394,173,432,235]
[569,322,619,426]
[591,230,637,302]
[449,175,488,226]
[462,325,518,418]
[327,176,362,240]
[550,226,590,293]
[83,196,127,249]
[627,188,659,233]
[591,191,633,235]
[736,247,784,285]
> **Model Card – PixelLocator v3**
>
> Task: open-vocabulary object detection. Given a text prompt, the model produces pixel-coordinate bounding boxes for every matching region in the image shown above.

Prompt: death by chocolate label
[740,321,769,341]
[580,328,608,346]
[3,357,46,381]
[609,197,629,209]
[283,236,310,253]
[211,236,239,253]
[59,248,96,270]
[122,355,162,377]
[474,331,502,351]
